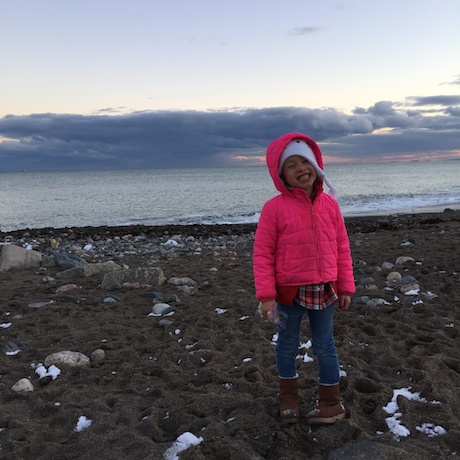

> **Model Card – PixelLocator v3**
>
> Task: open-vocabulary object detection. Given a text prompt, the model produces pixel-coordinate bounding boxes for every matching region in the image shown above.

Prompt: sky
[1,0,459,172]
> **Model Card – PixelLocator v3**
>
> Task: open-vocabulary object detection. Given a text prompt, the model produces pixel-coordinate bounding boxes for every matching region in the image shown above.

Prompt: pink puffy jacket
[253,132,355,304]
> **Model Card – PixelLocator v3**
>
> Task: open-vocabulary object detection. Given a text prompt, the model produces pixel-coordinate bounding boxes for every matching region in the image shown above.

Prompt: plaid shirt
[295,282,338,310]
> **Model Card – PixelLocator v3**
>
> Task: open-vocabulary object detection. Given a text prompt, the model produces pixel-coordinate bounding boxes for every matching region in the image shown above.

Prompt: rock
[359,277,375,286]
[56,261,122,279]
[386,272,402,283]
[122,282,141,290]
[353,296,370,305]
[42,249,88,269]
[11,378,34,393]
[364,284,379,291]
[151,303,175,316]
[44,351,90,367]
[101,267,165,290]
[168,277,197,287]
[400,283,420,294]
[0,244,42,271]
[102,295,121,303]
[366,298,391,307]
[353,260,367,268]
[56,284,80,294]
[25,300,55,312]
[395,256,415,266]
[91,349,106,363]
[1,341,28,354]
[382,262,394,270]
[400,275,417,285]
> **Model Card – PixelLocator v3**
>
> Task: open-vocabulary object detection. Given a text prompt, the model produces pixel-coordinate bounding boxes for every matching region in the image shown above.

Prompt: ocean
[1,160,459,232]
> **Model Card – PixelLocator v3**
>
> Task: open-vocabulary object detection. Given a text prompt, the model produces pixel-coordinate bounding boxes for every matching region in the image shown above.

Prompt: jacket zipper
[311,200,323,283]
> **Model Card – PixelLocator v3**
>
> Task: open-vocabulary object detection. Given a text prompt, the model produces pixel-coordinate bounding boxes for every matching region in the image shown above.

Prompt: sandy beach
[1,210,460,459]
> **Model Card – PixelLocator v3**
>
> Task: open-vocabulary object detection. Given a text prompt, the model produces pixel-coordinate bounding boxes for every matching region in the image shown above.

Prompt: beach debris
[11,378,34,393]
[49,238,60,249]
[0,322,12,328]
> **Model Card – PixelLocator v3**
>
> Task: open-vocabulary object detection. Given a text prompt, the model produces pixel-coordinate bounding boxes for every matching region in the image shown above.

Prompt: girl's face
[281,155,318,195]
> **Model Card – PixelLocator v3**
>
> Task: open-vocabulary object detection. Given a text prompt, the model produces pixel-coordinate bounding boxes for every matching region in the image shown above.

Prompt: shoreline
[1,208,460,240]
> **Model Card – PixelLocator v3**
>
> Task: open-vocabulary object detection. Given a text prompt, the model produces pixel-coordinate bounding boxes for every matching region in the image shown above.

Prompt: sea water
[0,160,459,231]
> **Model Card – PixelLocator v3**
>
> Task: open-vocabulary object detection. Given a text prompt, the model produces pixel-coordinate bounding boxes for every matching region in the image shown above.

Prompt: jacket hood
[266,132,327,195]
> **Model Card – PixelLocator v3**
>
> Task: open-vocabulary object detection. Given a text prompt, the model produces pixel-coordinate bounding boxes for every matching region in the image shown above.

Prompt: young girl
[253,132,355,425]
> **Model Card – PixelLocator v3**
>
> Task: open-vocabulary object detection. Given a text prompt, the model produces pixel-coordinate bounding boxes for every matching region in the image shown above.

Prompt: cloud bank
[0,96,459,172]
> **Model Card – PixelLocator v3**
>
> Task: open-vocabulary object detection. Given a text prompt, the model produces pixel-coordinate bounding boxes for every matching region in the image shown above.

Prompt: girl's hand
[339,295,351,310]
[258,300,276,319]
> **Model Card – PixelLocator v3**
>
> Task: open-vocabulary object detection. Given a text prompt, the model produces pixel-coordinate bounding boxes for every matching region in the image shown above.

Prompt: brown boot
[279,377,300,423]
[307,384,345,425]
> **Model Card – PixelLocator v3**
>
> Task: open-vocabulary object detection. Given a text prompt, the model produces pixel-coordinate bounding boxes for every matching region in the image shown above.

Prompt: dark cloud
[406,95,460,106]
[1,100,459,172]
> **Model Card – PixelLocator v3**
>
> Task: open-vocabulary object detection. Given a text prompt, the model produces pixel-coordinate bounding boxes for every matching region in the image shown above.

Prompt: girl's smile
[281,155,318,195]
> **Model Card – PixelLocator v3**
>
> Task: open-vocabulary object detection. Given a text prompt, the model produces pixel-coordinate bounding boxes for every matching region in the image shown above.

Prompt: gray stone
[44,351,90,367]
[11,378,34,393]
[151,303,175,315]
[386,272,402,282]
[168,276,197,286]
[0,244,42,271]
[395,256,415,266]
[400,283,420,294]
[359,277,375,286]
[101,267,165,290]
[382,261,394,270]
[56,261,122,279]
[42,249,88,269]
[366,298,391,307]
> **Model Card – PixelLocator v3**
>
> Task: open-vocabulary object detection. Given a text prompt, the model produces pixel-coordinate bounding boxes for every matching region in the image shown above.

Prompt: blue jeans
[276,302,340,385]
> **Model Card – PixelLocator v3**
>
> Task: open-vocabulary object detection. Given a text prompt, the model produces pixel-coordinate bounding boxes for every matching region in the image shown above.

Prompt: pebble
[91,349,106,363]
[395,256,415,266]
[151,303,175,316]
[11,378,34,393]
